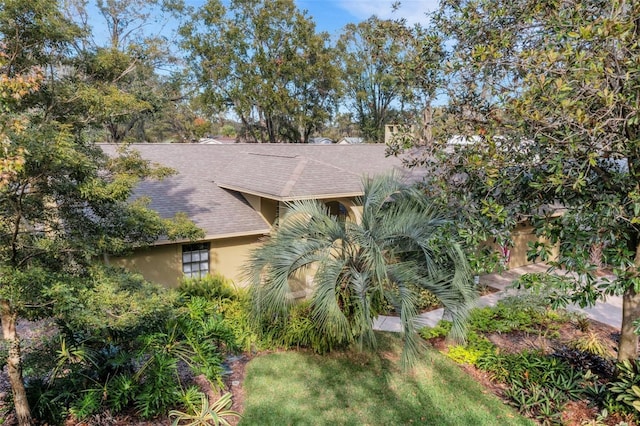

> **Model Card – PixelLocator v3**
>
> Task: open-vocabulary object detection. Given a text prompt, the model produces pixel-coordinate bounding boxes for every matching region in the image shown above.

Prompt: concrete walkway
[373,263,623,332]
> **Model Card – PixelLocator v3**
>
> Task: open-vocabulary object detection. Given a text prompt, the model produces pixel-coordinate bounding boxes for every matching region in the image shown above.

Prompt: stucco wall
[113,244,183,288]
[112,234,264,288]
[507,223,558,268]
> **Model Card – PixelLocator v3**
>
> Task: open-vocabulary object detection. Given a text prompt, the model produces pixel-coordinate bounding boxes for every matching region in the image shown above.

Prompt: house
[338,137,364,145]
[100,143,545,288]
[308,137,334,144]
[100,143,417,288]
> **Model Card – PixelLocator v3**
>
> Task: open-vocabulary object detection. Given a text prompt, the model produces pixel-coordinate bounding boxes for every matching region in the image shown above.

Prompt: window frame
[182,242,210,278]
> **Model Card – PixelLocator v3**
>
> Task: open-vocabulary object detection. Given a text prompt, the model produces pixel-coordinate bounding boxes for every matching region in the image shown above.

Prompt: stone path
[373,263,623,332]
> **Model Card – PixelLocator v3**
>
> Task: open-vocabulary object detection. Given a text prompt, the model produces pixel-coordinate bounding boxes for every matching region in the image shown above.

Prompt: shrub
[383,283,441,314]
[608,359,640,417]
[570,332,611,357]
[419,320,452,340]
[253,300,349,353]
[25,266,237,423]
[447,345,484,365]
[169,392,241,426]
[477,350,588,424]
[468,295,570,335]
[179,274,238,301]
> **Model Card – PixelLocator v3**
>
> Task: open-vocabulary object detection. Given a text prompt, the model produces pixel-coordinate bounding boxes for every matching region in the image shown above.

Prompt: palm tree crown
[246,174,477,366]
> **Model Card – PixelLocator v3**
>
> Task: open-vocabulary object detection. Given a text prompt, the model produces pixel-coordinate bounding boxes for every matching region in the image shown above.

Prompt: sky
[295,0,438,34]
[182,0,439,36]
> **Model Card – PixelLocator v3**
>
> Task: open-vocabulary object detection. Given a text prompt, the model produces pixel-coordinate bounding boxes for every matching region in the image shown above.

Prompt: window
[182,243,210,278]
[325,201,349,222]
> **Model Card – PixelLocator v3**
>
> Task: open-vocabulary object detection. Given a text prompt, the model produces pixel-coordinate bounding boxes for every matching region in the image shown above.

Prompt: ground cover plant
[240,332,533,426]
[420,294,636,425]
[0,270,244,425]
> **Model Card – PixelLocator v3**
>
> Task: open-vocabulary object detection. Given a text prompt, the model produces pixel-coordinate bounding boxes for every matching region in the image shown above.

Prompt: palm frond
[246,173,477,367]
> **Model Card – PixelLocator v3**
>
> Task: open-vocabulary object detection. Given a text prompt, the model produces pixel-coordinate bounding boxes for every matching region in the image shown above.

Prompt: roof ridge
[247,152,298,159]
[280,156,309,197]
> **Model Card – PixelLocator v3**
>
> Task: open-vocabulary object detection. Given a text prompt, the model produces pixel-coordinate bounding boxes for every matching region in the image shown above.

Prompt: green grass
[240,333,533,425]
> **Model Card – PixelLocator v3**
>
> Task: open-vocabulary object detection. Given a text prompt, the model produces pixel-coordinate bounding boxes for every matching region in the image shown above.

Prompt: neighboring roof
[198,136,237,144]
[338,137,364,144]
[100,143,415,242]
[308,137,334,144]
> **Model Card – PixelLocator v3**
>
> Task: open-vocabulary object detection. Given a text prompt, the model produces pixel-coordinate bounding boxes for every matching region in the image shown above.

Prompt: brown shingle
[100,143,414,240]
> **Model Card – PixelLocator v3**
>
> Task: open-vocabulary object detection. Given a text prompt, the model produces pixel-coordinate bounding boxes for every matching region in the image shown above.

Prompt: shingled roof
[100,143,412,242]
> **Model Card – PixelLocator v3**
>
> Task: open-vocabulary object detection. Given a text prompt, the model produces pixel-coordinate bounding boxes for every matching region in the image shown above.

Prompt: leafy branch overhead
[397,0,640,362]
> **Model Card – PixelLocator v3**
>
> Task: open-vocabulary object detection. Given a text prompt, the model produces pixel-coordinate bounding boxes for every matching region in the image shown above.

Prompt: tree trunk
[618,243,640,362]
[422,103,433,144]
[0,300,33,426]
[619,288,640,362]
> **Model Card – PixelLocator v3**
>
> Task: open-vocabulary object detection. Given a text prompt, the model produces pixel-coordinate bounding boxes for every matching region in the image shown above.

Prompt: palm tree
[245,174,477,366]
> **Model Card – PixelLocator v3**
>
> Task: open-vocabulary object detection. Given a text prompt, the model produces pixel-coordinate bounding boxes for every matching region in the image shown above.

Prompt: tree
[180,0,341,143]
[403,0,640,361]
[0,2,202,422]
[337,17,443,143]
[246,175,476,366]
[66,0,186,143]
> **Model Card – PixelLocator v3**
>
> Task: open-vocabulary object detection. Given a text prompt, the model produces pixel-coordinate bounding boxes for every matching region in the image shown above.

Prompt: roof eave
[216,183,363,202]
[149,228,272,246]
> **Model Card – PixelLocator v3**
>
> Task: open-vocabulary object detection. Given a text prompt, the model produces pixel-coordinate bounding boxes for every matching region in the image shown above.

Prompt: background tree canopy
[179,0,342,143]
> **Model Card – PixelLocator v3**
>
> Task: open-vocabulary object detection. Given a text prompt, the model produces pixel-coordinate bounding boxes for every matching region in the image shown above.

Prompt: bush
[468,296,570,335]
[476,350,588,424]
[383,283,441,314]
[607,359,640,418]
[419,321,453,340]
[25,266,239,423]
[253,300,349,353]
[179,274,238,301]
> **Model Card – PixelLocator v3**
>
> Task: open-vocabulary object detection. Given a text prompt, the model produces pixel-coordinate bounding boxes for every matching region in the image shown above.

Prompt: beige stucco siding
[261,198,278,225]
[113,234,264,288]
[507,224,559,268]
[209,235,264,286]
[113,244,183,288]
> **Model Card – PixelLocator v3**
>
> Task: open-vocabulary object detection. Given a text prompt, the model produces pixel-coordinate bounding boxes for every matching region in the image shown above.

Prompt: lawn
[240,333,533,425]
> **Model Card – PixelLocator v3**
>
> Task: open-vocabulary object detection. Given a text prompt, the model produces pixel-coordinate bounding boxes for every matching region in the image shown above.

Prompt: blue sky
[87,1,439,47]
[183,1,439,36]
[296,0,438,34]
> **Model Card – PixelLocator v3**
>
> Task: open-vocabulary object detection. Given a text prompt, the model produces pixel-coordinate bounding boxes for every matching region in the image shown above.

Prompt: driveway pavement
[373,263,623,332]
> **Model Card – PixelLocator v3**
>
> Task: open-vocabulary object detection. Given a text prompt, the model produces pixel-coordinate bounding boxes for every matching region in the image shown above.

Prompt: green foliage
[69,388,103,420]
[254,300,343,354]
[247,174,476,368]
[478,350,587,424]
[135,352,181,419]
[423,296,599,424]
[217,297,259,353]
[608,360,640,416]
[446,330,495,366]
[20,267,241,422]
[384,283,441,314]
[401,0,640,362]
[468,296,568,335]
[446,345,483,365]
[419,320,453,340]
[179,275,259,353]
[49,265,177,342]
[179,274,238,301]
[570,332,611,358]
[180,0,341,143]
[169,392,241,426]
[107,373,138,413]
[337,17,442,142]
